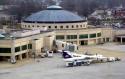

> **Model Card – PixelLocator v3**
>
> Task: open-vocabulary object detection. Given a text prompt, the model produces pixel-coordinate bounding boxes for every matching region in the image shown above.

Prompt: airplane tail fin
[62,51,72,59]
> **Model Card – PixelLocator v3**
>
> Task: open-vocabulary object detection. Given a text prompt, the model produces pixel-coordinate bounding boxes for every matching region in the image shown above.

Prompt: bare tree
[5,0,125,22]
[8,0,44,22]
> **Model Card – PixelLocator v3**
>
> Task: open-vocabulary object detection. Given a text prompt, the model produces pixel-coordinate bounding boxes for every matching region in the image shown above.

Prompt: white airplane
[61,50,120,67]
[62,50,117,66]
[62,50,107,60]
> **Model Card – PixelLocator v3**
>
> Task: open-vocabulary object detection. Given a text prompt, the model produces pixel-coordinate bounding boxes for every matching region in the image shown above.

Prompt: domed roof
[47,5,62,10]
[24,5,85,23]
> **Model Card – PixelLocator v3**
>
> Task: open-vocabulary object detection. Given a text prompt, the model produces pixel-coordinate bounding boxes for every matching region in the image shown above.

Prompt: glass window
[67,35,77,39]
[0,48,11,53]
[80,40,88,45]
[22,45,27,50]
[97,33,101,37]
[48,26,51,28]
[55,26,57,28]
[62,44,64,47]
[15,47,20,52]
[76,25,79,28]
[72,25,74,28]
[80,25,82,27]
[28,25,30,27]
[90,34,96,38]
[37,25,40,27]
[79,34,88,39]
[106,38,110,42]
[56,35,64,39]
[103,38,105,42]
[28,44,32,49]
[60,26,63,28]
[66,26,69,28]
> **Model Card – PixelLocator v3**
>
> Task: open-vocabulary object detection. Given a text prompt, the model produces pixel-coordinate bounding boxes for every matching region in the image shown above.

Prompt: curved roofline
[47,5,62,9]
[23,20,86,24]
[24,5,86,23]
[47,5,63,10]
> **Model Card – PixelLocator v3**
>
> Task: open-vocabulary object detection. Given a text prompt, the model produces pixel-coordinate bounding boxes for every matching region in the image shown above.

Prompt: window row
[67,35,77,39]
[0,44,32,53]
[15,44,32,52]
[23,25,42,28]
[0,48,11,53]
[48,25,86,29]
[23,24,86,29]
[56,33,101,40]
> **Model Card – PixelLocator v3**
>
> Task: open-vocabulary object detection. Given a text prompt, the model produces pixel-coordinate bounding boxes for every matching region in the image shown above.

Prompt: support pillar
[26,52,29,59]
[19,54,23,60]
[11,38,16,64]
[96,38,98,44]
[96,34,98,44]
[64,35,67,42]
[121,37,123,44]
[88,34,90,45]
[77,34,80,46]
[11,55,16,64]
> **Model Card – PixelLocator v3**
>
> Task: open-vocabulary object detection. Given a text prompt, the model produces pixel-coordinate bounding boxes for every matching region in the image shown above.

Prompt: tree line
[1,0,125,22]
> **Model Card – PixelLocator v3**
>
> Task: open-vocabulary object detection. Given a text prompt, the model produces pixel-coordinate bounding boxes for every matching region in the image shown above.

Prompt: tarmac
[0,43,125,79]
[0,53,125,79]
[78,44,125,58]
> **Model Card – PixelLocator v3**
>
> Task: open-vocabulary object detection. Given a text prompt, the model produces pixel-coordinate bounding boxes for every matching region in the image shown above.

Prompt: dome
[47,5,62,10]
[24,5,85,23]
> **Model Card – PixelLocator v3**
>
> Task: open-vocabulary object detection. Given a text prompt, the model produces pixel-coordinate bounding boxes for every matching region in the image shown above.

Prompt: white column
[77,34,80,46]
[96,33,98,44]
[26,52,29,59]
[64,35,67,42]
[88,34,90,45]
[11,38,16,64]
[19,54,23,60]
[121,37,123,44]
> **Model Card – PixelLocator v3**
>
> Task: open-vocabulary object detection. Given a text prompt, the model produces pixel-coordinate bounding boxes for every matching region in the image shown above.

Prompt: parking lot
[0,53,125,79]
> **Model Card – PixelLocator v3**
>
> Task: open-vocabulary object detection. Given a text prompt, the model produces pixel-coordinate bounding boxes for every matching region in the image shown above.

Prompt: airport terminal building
[21,5,104,45]
[21,5,125,45]
[0,29,55,62]
[1,5,125,63]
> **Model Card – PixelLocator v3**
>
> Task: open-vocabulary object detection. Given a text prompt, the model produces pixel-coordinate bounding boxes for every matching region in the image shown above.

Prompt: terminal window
[0,48,11,53]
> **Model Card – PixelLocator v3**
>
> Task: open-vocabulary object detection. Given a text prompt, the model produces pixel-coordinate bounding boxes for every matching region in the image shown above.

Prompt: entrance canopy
[116,35,125,43]
[116,35,125,38]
